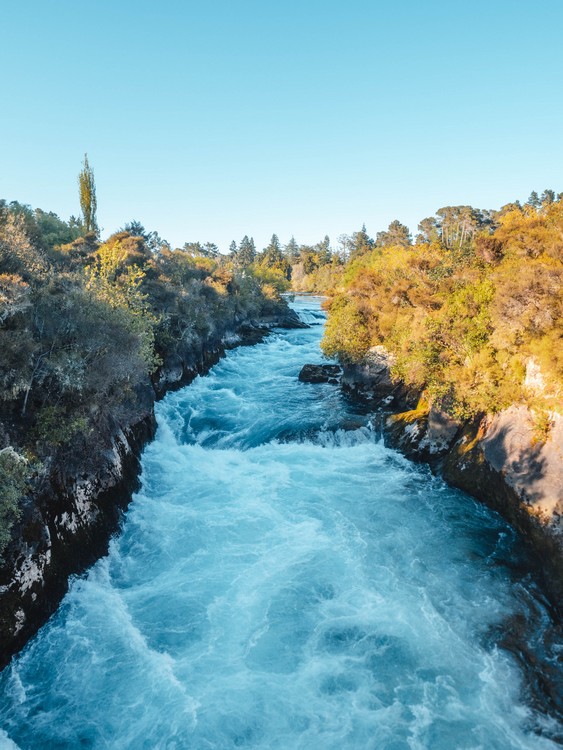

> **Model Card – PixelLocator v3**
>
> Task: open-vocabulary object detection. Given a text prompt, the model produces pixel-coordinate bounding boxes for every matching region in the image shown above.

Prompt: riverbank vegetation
[0,199,288,558]
[319,195,562,424]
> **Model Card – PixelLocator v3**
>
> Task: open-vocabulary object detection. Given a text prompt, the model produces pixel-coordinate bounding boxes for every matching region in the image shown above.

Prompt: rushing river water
[1,296,562,749]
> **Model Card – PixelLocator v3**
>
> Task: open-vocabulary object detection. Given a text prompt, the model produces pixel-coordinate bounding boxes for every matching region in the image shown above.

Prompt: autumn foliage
[322,200,563,420]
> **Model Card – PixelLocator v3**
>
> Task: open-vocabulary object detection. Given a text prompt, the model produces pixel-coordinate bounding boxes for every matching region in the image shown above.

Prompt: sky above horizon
[1,0,562,252]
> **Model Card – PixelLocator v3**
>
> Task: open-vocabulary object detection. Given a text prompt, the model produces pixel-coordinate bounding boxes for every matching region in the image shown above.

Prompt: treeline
[0,200,286,557]
[182,233,342,296]
[319,191,562,427]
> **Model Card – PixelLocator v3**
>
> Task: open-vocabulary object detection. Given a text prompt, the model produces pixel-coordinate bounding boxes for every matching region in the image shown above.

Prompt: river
[0,296,561,749]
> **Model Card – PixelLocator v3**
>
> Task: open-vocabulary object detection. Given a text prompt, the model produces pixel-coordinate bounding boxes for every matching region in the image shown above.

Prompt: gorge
[0,296,561,749]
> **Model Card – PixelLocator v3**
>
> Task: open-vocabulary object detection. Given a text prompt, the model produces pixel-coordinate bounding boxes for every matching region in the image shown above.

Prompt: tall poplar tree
[78,153,98,234]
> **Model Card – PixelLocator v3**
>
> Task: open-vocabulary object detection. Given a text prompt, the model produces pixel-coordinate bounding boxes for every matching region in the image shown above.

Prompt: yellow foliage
[322,203,563,418]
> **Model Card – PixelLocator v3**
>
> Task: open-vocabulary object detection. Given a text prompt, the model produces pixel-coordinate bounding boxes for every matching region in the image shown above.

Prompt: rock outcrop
[298,364,342,384]
[340,347,418,409]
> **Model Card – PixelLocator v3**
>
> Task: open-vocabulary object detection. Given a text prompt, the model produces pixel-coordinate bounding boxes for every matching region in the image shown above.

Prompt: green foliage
[376,220,412,248]
[34,208,82,251]
[32,406,88,447]
[288,235,343,292]
[86,237,161,373]
[251,264,290,297]
[0,448,30,559]
[322,199,563,419]
[253,235,291,294]
[236,236,256,268]
[284,236,300,262]
[322,297,370,363]
[78,154,98,234]
[416,205,493,250]
[291,258,344,293]
[348,224,374,261]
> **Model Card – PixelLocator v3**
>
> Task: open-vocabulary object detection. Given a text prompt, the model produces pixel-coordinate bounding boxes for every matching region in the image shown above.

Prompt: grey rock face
[482,407,563,521]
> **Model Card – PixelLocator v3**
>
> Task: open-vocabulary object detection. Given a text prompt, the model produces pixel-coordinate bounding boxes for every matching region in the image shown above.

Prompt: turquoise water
[0,296,561,749]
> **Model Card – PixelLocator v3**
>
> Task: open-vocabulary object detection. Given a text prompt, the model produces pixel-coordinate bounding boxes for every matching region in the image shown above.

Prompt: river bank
[329,347,563,618]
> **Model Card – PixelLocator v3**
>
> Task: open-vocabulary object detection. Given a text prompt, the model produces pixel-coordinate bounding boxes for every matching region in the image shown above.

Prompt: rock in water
[298,364,342,384]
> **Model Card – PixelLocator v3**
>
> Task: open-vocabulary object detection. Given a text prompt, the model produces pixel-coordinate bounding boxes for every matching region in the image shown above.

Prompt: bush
[321,204,563,419]
[0,448,30,559]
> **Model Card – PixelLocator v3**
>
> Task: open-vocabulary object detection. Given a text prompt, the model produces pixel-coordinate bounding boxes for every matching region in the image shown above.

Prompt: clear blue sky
[1,0,562,251]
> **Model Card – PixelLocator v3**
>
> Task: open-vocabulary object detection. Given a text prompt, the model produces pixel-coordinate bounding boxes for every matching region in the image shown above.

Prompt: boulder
[298,364,342,384]
[385,404,461,463]
[341,346,418,408]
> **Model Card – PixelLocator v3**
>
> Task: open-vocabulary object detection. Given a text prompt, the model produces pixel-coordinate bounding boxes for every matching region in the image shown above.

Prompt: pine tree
[316,235,332,265]
[349,224,374,260]
[237,236,256,267]
[284,236,299,261]
[263,234,283,266]
[527,191,540,209]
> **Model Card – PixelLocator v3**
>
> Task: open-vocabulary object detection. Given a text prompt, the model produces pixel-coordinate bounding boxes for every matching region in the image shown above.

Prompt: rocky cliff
[340,347,563,615]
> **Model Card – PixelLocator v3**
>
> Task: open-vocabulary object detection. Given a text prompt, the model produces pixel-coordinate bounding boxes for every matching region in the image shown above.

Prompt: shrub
[0,448,30,559]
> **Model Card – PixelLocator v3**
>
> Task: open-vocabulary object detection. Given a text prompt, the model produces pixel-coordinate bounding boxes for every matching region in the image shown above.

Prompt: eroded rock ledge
[339,347,563,614]
[0,305,305,669]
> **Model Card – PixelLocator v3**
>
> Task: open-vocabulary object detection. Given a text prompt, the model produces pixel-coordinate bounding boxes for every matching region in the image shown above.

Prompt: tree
[182,241,204,256]
[417,206,487,251]
[122,220,146,237]
[541,189,556,207]
[122,221,168,254]
[284,236,299,261]
[78,154,98,234]
[376,220,412,248]
[296,245,315,275]
[416,216,440,244]
[257,234,290,280]
[436,206,483,250]
[262,234,283,266]
[237,236,256,268]
[316,235,332,265]
[348,224,374,261]
[527,191,540,209]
